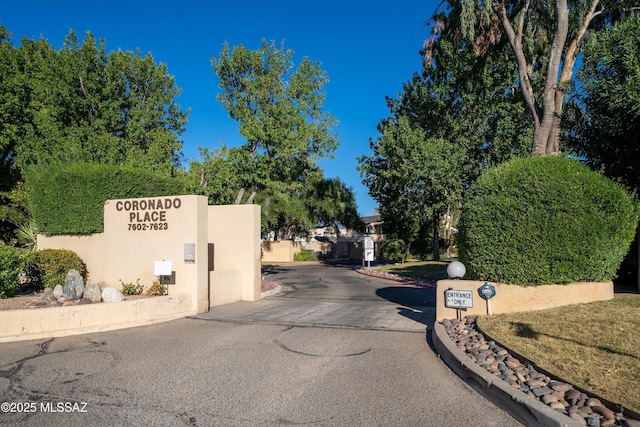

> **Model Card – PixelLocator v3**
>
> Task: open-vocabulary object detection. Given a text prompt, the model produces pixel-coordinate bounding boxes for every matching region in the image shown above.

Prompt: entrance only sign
[444,289,473,309]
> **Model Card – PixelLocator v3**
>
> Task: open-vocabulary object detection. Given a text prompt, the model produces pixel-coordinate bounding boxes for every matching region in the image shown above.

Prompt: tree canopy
[0,27,189,243]
[426,0,635,156]
[211,39,338,204]
[202,39,358,239]
[563,12,640,189]
[359,34,530,259]
[562,12,640,289]
[1,28,188,175]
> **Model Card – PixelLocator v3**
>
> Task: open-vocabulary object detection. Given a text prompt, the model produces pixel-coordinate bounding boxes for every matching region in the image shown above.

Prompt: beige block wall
[261,240,301,263]
[0,294,193,342]
[13,197,263,342]
[435,279,614,321]
[39,195,210,313]
[304,240,332,257]
[208,204,261,304]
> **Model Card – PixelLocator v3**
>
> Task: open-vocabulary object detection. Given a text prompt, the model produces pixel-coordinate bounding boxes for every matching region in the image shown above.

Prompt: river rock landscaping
[443,315,640,427]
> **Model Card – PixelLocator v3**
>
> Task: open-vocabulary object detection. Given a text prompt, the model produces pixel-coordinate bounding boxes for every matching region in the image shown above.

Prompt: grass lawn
[477,296,640,413]
[375,260,640,414]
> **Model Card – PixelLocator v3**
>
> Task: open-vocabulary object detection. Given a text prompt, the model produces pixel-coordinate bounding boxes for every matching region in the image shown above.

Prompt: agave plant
[15,220,38,253]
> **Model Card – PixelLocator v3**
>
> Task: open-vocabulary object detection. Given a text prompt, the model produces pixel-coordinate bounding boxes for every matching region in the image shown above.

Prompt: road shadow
[376,286,436,329]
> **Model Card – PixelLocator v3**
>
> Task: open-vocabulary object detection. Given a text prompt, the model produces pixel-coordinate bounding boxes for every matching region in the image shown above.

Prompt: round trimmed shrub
[0,245,27,298]
[380,239,406,263]
[28,249,87,290]
[458,156,638,285]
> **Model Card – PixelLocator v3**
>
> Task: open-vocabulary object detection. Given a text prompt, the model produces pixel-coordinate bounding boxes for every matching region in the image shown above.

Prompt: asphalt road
[0,263,521,426]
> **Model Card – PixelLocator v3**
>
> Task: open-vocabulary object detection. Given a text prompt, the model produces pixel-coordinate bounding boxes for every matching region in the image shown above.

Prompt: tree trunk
[234,187,246,205]
[536,0,569,155]
[444,204,452,258]
[546,0,601,156]
[432,212,440,261]
[496,0,542,145]
[497,0,571,157]
[245,190,257,204]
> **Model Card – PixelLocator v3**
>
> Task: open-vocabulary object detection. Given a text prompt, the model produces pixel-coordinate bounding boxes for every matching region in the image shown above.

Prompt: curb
[355,268,437,289]
[260,284,282,298]
[432,321,585,427]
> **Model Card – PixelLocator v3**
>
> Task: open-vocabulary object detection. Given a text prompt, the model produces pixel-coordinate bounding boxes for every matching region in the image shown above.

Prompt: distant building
[305,211,386,260]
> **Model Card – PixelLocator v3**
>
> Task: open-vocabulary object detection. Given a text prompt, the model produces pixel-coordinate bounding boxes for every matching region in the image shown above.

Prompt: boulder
[83,283,103,303]
[64,269,84,299]
[53,284,64,298]
[102,287,124,303]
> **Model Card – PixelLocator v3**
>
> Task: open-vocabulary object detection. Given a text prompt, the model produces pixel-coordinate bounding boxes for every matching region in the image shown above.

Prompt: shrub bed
[458,156,638,285]
[294,250,318,262]
[380,239,406,263]
[0,245,27,298]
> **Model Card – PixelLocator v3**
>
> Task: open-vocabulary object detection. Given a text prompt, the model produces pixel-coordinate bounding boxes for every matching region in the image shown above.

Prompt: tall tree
[0,27,22,182]
[428,0,634,156]
[0,26,30,243]
[304,173,364,236]
[360,114,467,260]
[360,36,530,259]
[0,27,189,242]
[9,29,188,175]
[563,12,640,187]
[211,39,338,205]
[562,12,640,289]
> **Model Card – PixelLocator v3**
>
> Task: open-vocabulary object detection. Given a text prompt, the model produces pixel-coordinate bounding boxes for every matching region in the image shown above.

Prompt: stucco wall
[36,197,262,314]
[435,279,614,321]
[261,240,301,263]
[304,240,332,257]
[38,195,210,313]
[0,294,193,342]
[6,199,263,342]
[208,204,261,304]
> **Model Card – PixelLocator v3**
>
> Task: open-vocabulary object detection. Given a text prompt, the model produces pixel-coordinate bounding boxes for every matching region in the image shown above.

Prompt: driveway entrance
[197,263,435,331]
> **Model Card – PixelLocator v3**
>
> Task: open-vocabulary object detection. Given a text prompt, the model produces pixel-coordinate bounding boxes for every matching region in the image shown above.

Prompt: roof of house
[362,214,381,224]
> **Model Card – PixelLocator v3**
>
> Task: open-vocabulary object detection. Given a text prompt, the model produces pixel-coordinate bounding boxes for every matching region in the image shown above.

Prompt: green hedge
[26,163,187,234]
[458,156,639,285]
[0,245,27,298]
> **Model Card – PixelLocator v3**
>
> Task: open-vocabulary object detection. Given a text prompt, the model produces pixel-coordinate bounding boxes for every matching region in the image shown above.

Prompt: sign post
[478,282,496,315]
[363,236,374,269]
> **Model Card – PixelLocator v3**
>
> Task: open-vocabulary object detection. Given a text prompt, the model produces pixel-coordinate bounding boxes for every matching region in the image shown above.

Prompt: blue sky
[1,0,440,216]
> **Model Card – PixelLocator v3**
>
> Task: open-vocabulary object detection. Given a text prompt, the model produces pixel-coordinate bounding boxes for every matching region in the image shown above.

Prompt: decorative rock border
[441,315,639,427]
[355,268,437,288]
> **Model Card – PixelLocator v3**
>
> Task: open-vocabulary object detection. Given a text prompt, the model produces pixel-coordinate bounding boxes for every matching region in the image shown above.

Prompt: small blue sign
[478,283,496,300]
